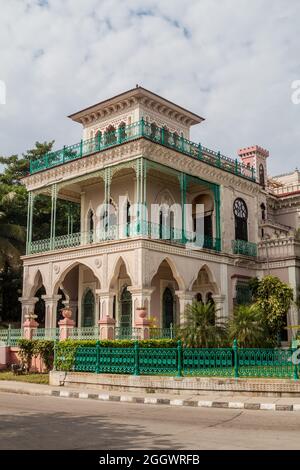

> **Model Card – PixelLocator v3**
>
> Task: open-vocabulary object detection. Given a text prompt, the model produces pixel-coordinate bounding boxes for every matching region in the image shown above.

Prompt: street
[0,392,300,449]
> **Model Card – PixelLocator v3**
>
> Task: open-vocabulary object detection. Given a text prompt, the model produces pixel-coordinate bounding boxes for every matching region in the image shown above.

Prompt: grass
[0,371,49,384]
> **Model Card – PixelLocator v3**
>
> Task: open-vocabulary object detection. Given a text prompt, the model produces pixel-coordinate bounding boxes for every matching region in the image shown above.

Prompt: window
[260,203,266,221]
[104,125,116,145]
[259,164,265,188]
[233,198,248,241]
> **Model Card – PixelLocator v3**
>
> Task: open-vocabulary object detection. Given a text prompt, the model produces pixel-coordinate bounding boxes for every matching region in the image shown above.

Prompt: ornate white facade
[20,86,300,340]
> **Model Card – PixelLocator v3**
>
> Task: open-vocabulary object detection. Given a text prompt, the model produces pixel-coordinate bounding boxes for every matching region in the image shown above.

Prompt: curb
[49,389,299,412]
[1,385,299,411]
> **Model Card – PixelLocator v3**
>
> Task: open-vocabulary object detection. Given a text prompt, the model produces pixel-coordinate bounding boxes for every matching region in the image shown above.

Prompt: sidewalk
[1,380,300,411]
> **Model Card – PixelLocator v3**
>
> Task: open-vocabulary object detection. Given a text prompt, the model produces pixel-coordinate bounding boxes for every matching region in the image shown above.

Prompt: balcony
[232,239,257,257]
[27,221,221,255]
[29,120,256,182]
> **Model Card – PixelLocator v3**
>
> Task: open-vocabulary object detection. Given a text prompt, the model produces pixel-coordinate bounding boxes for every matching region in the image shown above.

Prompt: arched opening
[34,286,46,326]
[233,198,248,241]
[150,122,158,140]
[82,288,95,327]
[259,164,265,188]
[109,257,132,328]
[118,121,126,141]
[104,125,116,145]
[87,208,94,242]
[192,193,214,247]
[162,287,175,328]
[150,259,181,328]
[191,266,218,308]
[261,203,266,221]
[120,285,132,328]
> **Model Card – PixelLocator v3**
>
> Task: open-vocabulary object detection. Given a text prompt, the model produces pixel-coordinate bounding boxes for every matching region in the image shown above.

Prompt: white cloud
[0,0,299,175]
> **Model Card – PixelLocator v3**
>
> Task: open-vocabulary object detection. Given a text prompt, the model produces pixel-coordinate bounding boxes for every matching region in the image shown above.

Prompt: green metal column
[50,184,57,250]
[26,191,35,254]
[180,173,187,243]
[67,203,74,236]
[213,184,221,251]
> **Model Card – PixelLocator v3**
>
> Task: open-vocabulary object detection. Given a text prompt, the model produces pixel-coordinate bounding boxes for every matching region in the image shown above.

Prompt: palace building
[19,86,300,341]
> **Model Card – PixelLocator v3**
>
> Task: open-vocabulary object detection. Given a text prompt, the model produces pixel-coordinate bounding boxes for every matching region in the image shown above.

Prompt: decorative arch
[52,261,101,297]
[149,256,185,291]
[233,198,248,241]
[28,269,47,297]
[108,256,133,290]
[189,264,219,295]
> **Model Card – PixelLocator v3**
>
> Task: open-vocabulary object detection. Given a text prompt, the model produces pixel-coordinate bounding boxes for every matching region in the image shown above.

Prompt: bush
[18,339,54,372]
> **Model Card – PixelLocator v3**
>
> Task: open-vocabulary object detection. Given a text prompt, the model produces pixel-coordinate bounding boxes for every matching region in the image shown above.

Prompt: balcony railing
[29,120,256,181]
[27,222,221,255]
[232,239,257,257]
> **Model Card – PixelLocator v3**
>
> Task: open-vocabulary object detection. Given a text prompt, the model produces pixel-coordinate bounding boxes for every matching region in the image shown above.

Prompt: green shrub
[18,339,54,372]
[18,339,35,371]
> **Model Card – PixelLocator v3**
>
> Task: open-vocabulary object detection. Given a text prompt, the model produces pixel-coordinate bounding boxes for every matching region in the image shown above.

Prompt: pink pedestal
[99,316,115,340]
[135,315,151,340]
[58,318,75,341]
[23,319,39,340]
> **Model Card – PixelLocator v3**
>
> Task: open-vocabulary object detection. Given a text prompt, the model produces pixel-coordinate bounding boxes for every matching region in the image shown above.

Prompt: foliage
[178,301,227,348]
[251,275,294,343]
[228,304,266,347]
[18,339,35,371]
[33,340,54,371]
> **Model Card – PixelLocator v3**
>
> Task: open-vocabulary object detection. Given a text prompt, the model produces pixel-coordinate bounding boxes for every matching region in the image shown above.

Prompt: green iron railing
[232,239,257,257]
[32,328,59,340]
[0,326,23,346]
[28,222,221,255]
[29,119,256,182]
[68,326,99,340]
[54,340,299,380]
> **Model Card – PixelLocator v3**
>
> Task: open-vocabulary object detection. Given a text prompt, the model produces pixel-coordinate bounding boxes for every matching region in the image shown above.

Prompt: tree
[251,275,294,344]
[228,304,266,347]
[179,301,227,348]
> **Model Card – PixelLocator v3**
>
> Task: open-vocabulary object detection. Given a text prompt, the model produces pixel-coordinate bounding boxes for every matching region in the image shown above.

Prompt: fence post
[292,341,299,381]
[7,324,11,347]
[134,341,140,376]
[177,339,183,377]
[96,340,100,374]
[233,339,239,379]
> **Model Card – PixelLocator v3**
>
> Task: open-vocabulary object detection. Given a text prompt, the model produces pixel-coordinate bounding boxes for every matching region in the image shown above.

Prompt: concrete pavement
[0,391,300,449]
[1,380,300,411]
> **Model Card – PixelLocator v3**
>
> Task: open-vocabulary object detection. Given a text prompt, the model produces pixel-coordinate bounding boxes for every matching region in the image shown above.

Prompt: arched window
[87,209,94,242]
[118,122,126,141]
[260,203,266,221]
[259,164,265,188]
[206,292,214,305]
[162,287,174,329]
[195,293,203,303]
[82,289,95,327]
[233,198,248,241]
[104,125,116,145]
[150,122,157,140]
[163,126,170,145]
[120,285,132,328]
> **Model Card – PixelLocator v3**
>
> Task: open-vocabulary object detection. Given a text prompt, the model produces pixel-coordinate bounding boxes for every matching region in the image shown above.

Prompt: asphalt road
[0,391,300,450]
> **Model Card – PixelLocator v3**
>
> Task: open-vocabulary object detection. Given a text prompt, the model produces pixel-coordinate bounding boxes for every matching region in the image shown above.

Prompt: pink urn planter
[136,307,147,319]
[61,307,72,319]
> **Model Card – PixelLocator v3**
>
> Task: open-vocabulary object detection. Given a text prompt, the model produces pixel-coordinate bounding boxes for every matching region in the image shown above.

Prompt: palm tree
[0,210,25,271]
[228,304,266,347]
[179,301,227,348]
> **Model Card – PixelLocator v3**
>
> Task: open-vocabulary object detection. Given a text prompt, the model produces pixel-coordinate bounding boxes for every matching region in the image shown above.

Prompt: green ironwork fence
[232,239,257,257]
[54,340,299,380]
[29,119,256,182]
[0,327,23,346]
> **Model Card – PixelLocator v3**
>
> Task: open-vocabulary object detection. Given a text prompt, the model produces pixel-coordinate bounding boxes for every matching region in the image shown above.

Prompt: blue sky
[0,0,299,175]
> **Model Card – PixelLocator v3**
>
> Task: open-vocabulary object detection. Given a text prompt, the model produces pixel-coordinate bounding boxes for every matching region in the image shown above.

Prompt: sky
[0,0,299,176]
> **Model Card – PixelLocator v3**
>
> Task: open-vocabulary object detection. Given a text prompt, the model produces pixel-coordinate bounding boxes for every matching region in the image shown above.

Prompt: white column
[127,287,155,326]
[212,294,226,325]
[96,290,116,320]
[220,264,229,319]
[19,297,39,325]
[175,290,195,325]
[42,294,62,328]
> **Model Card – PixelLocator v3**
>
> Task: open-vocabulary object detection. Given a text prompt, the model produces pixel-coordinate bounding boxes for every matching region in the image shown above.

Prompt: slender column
[42,294,62,329]
[127,286,155,327]
[19,297,39,325]
[180,173,187,243]
[104,168,111,237]
[26,192,35,254]
[50,184,57,250]
[213,185,221,251]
